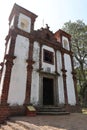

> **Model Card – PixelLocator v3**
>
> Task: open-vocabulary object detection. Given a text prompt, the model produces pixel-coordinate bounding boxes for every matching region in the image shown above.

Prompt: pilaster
[61,52,68,105]
[70,54,79,104]
[39,44,42,70]
[24,38,34,104]
[1,32,17,104]
[54,49,57,73]
[1,55,16,104]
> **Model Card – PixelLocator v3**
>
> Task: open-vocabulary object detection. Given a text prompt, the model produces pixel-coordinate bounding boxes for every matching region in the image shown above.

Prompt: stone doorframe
[38,72,59,106]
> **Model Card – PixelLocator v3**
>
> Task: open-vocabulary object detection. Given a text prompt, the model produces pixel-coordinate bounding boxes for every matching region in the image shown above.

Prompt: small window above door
[43,49,54,64]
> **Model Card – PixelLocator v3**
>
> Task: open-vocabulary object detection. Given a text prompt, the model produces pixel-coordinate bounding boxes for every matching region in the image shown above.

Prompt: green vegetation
[62,20,87,106]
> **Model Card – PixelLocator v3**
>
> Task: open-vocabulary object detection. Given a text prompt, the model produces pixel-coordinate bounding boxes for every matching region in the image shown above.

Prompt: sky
[0,0,87,62]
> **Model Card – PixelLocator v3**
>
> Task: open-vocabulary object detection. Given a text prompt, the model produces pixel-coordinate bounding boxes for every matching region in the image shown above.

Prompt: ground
[1,113,87,130]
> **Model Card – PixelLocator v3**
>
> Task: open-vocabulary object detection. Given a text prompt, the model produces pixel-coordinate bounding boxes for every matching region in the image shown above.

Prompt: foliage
[82,108,87,114]
[62,20,87,105]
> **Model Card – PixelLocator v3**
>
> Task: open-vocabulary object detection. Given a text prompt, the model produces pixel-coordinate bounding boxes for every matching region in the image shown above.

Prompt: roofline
[55,29,71,38]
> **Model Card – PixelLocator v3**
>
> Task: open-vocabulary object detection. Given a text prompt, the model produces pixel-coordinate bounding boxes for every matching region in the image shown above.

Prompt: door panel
[43,77,54,105]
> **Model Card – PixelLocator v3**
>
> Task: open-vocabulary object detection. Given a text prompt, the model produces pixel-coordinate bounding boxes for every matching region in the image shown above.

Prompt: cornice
[8,28,73,55]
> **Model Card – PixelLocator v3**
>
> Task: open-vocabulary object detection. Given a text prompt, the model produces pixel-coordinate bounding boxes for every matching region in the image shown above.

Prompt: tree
[62,20,87,104]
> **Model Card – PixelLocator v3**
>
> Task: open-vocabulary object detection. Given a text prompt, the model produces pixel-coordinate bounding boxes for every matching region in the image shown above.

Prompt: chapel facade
[0,4,79,116]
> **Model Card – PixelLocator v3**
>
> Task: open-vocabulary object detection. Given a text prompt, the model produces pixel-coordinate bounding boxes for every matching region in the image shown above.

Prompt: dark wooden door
[43,77,54,105]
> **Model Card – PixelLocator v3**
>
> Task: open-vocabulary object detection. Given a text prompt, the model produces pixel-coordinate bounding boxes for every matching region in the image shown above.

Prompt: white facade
[7,35,29,105]
[30,43,76,106]
[64,54,76,105]
[42,45,55,73]
[31,41,40,105]
[0,65,6,96]
[62,36,70,50]
[56,50,65,104]
[0,4,77,108]
[6,38,76,106]
[6,38,11,55]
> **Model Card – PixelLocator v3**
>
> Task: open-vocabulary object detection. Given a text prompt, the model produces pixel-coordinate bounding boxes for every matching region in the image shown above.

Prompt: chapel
[0,4,79,117]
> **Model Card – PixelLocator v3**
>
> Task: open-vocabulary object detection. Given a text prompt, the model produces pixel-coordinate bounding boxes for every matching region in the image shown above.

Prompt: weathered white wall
[42,45,55,72]
[0,65,6,97]
[31,41,40,105]
[31,71,39,105]
[32,41,40,70]
[9,15,15,29]
[7,35,29,105]
[0,38,11,96]
[62,36,70,50]
[56,50,65,104]
[18,13,31,33]
[6,38,11,54]
[64,54,76,105]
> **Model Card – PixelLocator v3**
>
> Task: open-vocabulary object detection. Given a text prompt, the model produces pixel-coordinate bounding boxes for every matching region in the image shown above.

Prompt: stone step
[7,121,27,130]
[37,107,66,112]
[36,106,70,115]
[37,111,70,115]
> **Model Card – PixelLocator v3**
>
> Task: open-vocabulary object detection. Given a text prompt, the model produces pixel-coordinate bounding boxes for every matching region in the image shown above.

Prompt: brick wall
[0,104,26,123]
[10,105,25,116]
[0,104,10,123]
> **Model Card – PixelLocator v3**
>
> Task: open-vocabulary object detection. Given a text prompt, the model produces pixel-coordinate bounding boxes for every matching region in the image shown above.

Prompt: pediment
[34,25,57,43]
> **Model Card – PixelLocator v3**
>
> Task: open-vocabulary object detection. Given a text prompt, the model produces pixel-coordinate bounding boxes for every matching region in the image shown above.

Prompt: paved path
[1,113,87,130]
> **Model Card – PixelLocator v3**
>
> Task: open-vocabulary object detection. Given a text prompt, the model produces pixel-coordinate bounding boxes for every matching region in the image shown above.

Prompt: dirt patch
[10,113,87,130]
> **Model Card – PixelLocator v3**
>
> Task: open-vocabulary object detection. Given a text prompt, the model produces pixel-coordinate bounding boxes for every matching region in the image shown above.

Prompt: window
[63,39,69,50]
[43,49,54,64]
